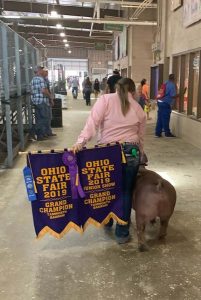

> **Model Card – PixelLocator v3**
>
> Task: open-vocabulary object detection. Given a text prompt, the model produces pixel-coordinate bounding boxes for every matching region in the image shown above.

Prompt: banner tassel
[121,150,126,164]
[75,172,79,186]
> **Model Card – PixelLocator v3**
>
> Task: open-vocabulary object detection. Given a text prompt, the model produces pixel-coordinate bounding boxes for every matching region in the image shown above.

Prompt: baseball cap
[33,66,44,73]
[113,69,120,75]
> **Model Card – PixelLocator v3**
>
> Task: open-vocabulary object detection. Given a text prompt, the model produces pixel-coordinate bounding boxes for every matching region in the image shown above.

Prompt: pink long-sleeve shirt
[76,92,146,152]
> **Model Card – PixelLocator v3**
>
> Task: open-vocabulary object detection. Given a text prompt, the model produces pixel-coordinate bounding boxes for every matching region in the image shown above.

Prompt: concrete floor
[1,95,201,300]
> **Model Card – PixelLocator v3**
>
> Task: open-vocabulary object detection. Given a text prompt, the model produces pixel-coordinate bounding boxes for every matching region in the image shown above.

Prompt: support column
[2,26,9,101]
[15,33,22,96]
[24,43,30,92]
[16,97,25,150]
[5,103,13,167]
[187,53,194,116]
[179,55,185,113]
[15,32,25,150]
[36,49,40,65]
[27,95,33,131]
[197,50,201,119]
[31,51,35,77]
[2,25,13,167]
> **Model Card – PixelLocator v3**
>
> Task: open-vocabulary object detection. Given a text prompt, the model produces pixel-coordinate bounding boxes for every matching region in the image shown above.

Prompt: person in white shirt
[72,77,79,99]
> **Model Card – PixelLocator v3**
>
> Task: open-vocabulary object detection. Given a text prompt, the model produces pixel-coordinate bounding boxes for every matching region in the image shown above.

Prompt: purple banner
[27,152,81,239]
[26,144,126,239]
[77,144,125,230]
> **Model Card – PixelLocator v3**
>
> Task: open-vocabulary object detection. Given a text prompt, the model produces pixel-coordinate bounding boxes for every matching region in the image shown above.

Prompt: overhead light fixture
[56,23,62,29]
[63,39,67,43]
[121,5,140,8]
[50,10,58,17]
[65,44,69,47]
[79,19,157,26]
[68,50,72,54]
[60,32,65,37]
[2,15,21,19]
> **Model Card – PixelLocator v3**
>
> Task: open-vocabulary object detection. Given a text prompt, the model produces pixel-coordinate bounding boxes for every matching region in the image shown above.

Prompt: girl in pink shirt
[72,78,146,244]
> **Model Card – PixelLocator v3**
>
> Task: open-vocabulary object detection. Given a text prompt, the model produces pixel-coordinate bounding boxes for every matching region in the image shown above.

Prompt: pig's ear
[141,153,148,165]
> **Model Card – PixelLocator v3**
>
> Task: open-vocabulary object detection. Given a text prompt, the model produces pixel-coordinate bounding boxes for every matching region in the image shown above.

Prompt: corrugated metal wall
[0,21,37,101]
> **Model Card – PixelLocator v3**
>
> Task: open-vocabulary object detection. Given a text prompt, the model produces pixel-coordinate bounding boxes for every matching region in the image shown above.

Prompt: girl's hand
[68,143,83,154]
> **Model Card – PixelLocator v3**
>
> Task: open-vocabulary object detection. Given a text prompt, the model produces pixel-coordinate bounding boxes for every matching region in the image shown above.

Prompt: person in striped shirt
[30,66,52,141]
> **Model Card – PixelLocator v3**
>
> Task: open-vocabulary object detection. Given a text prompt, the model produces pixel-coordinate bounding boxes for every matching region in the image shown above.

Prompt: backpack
[156,83,166,100]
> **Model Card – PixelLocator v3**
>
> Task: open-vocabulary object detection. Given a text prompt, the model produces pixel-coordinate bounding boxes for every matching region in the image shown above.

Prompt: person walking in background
[155,74,177,138]
[67,77,71,90]
[43,69,56,137]
[106,69,122,93]
[70,78,146,244]
[82,77,86,100]
[30,66,52,141]
[83,77,92,106]
[93,78,100,98]
[141,78,151,120]
[72,77,79,99]
[137,82,146,110]
[100,77,107,95]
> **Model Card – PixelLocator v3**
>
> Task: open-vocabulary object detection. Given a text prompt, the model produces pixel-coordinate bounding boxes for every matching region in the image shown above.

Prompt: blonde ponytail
[116,78,136,116]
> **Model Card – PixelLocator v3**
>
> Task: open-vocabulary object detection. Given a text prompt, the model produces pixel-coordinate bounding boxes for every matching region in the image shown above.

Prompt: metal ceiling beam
[3,1,122,18]
[79,19,157,25]
[36,41,94,47]
[3,18,105,30]
[18,32,112,44]
[41,39,111,47]
[33,41,112,50]
[36,44,94,49]
[10,25,113,37]
[77,0,157,7]
[131,0,154,19]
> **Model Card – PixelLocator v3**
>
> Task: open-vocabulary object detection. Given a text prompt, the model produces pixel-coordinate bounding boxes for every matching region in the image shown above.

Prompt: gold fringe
[19,143,122,155]
[36,222,83,239]
[83,213,127,231]
[75,172,79,186]
[33,181,37,193]
[121,150,126,164]
[19,148,65,155]
[35,213,127,239]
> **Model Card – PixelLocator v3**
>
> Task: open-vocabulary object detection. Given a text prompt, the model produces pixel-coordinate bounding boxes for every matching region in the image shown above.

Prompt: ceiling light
[60,32,65,37]
[3,15,21,19]
[68,50,72,54]
[50,10,58,17]
[65,44,69,47]
[63,39,67,43]
[56,23,62,29]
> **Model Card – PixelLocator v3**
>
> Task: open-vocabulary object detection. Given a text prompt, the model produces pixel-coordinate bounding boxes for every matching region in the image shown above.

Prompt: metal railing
[0,21,37,167]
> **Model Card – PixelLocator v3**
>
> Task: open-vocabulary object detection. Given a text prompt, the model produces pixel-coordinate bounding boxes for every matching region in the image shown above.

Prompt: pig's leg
[136,218,148,252]
[159,218,169,239]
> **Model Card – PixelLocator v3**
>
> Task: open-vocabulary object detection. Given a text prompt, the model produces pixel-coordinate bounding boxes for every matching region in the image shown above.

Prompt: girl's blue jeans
[106,143,140,238]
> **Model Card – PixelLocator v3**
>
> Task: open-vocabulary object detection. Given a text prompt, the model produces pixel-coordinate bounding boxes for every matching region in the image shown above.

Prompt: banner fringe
[83,212,127,231]
[36,222,83,239]
[35,213,127,239]
[19,143,121,155]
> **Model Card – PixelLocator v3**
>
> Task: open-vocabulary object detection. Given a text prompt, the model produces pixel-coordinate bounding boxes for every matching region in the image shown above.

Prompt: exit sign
[95,42,106,50]
[104,24,124,32]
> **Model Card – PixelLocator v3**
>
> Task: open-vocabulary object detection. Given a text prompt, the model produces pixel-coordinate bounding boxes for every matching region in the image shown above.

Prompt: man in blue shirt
[155,74,177,137]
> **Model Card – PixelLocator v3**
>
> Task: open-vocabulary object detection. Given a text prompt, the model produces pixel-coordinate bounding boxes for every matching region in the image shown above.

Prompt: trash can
[51,98,63,128]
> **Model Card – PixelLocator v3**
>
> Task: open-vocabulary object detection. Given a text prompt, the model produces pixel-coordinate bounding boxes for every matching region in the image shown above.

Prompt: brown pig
[133,168,176,252]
